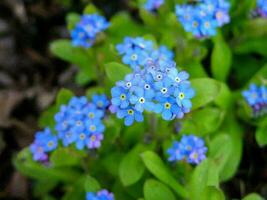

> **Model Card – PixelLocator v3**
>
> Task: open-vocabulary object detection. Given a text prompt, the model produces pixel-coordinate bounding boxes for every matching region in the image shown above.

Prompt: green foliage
[105,62,132,84]
[142,151,188,198]
[14,1,267,200]
[143,179,176,200]
[211,31,232,82]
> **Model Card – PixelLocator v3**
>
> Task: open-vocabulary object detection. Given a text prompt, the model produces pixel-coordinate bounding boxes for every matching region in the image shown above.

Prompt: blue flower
[174,82,195,112]
[143,0,164,11]
[116,106,144,126]
[86,189,114,200]
[122,47,149,70]
[54,95,107,150]
[30,128,58,161]
[92,94,110,109]
[257,0,267,17]
[175,0,230,38]
[111,86,130,108]
[154,97,184,120]
[242,84,260,106]
[167,134,207,165]
[112,37,194,125]
[71,14,109,48]
[242,84,267,117]
[129,87,155,112]
[167,141,185,161]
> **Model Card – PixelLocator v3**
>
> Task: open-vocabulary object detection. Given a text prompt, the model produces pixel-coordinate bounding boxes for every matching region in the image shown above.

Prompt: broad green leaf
[248,64,267,86]
[66,13,80,31]
[191,78,221,110]
[209,134,232,179]
[189,159,220,200]
[141,151,187,198]
[183,62,208,79]
[234,37,267,56]
[200,186,225,200]
[211,32,232,82]
[144,179,176,200]
[242,193,264,200]
[181,107,225,136]
[14,148,81,182]
[33,179,58,197]
[220,113,243,182]
[84,175,101,192]
[50,39,96,82]
[214,82,233,110]
[139,9,158,27]
[119,144,146,186]
[256,125,267,147]
[104,62,132,83]
[50,147,85,167]
[83,4,99,14]
[63,177,85,200]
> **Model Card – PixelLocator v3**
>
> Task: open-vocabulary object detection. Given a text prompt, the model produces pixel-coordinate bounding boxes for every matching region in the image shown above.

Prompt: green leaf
[200,186,225,200]
[141,151,187,198]
[104,62,132,83]
[66,13,80,31]
[219,113,243,182]
[191,78,221,110]
[50,39,96,82]
[256,125,267,147]
[63,177,85,200]
[50,148,85,167]
[209,134,232,179]
[84,175,101,192]
[83,4,99,14]
[189,159,220,200]
[234,37,267,56]
[181,107,225,136]
[242,193,264,200]
[119,145,146,186]
[211,32,232,82]
[14,148,81,182]
[144,179,176,200]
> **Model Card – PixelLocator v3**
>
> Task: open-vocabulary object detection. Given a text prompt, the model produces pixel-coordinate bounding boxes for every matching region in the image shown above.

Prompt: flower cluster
[30,94,109,162]
[242,84,267,117]
[116,37,174,70]
[175,0,230,38]
[257,0,267,18]
[143,0,164,11]
[167,134,207,165]
[71,14,109,48]
[111,37,194,126]
[30,128,58,162]
[86,189,114,200]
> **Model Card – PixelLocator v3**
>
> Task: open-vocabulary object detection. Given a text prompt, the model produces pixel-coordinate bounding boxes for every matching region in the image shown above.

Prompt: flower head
[111,37,195,125]
[167,134,207,164]
[175,0,230,38]
[71,14,109,48]
[143,0,164,11]
[257,0,267,18]
[54,96,107,150]
[86,189,114,200]
[242,84,267,117]
[30,128,58,162]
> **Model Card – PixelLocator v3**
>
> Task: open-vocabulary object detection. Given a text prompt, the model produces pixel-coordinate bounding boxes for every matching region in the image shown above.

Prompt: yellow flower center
[90,125,96,132]
[179,92,185,100]
[128,109,134,115]
[164,103,171,109]
[120,94,126,100]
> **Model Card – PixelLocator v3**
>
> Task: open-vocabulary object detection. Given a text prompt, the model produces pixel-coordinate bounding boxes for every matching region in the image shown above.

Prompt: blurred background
[1,0,267,199]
